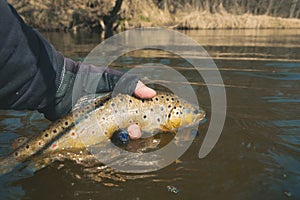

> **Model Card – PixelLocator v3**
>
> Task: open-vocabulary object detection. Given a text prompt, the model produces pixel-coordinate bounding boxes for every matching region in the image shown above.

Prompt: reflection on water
[0,29,300,199]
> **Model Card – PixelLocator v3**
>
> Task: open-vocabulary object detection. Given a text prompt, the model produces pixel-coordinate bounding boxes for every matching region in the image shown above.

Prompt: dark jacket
[0,0,137,121]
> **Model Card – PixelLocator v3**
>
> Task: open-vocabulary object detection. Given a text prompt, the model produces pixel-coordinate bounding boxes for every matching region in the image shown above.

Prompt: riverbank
[8,0,300,32]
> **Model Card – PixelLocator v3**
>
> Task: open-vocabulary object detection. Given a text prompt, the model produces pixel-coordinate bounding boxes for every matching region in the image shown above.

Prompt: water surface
[0,29,299,199]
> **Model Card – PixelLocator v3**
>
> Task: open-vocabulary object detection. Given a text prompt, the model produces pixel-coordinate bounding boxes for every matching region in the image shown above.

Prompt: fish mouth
[195,109,206,124]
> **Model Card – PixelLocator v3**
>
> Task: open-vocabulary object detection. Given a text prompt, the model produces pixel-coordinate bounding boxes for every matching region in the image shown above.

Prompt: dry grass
[121,0,172,29]
[174,11,300,29]
[8,0,300,31]
[123,0,300,30]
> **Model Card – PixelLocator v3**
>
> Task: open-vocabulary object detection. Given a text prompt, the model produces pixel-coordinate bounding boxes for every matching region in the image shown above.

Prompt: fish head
[180,100,206,127]
[164,98,205,130]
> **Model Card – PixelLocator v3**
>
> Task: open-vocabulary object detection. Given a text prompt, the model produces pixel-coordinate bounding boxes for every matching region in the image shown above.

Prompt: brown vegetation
[7,0,300,33]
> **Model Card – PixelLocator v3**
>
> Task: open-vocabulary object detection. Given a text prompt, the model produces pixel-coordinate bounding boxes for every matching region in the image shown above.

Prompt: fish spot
[136,122,139,125]
[168,105,172,108]
[168,114,171,118]
[150,108,154,112]
[193,110,200,114]
[171,97,175,101]
[111,103,115,107]
[102,117,106,120]
[160,107,164,111]
[141,99,145,103]
[135,110,138,114]
[53,129,57,134]
[161,96,164,98]
[155,97,159,101]
[157,118,161,122]
[14,152,18,157]
[174,106,176,109]
[64,121,69,126]
[51,143,58,149]
[99,103,104,106]
[104,131,108,135]
[143,115,147,119]
[176,112,179,115]
[44,133,49,137]
[26,145,29,149]
[129,99,132,103]
[57,120,61,123]
[166,98,169,101]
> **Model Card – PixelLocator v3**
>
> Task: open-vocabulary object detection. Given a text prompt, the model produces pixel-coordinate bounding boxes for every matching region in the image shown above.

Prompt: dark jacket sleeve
[0,1,137,120]
[0,0,62,111]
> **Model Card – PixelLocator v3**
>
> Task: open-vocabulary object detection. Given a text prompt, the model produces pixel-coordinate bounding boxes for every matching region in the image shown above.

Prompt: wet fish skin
[45,92,205,152]
[0,92,205,174]
[10,93,111,162]
[0,93,112,174]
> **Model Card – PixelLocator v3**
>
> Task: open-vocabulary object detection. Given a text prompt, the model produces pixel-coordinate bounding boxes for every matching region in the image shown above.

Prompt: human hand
[127,81,156,140]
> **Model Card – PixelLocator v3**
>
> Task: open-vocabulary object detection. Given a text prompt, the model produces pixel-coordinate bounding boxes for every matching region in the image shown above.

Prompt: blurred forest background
[8,0,300,35]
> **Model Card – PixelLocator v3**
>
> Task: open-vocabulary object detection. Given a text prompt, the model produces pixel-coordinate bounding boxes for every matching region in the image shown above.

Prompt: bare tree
[289,0,298,18]
[266,0,274,15]
[102,0,123,38]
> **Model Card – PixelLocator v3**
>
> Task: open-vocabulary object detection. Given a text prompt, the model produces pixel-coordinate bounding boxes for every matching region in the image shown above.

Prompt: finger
[134,81,156,99]
[127,124,142,140]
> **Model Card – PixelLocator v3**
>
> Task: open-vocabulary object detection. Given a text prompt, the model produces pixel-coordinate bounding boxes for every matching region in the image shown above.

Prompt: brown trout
[0,92,205,175]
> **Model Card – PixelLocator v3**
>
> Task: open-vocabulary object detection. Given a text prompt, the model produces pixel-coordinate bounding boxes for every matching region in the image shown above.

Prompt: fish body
[0,92,205,175]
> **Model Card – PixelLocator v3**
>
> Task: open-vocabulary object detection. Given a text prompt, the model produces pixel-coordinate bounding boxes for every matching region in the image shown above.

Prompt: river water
[0,29,299,199]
